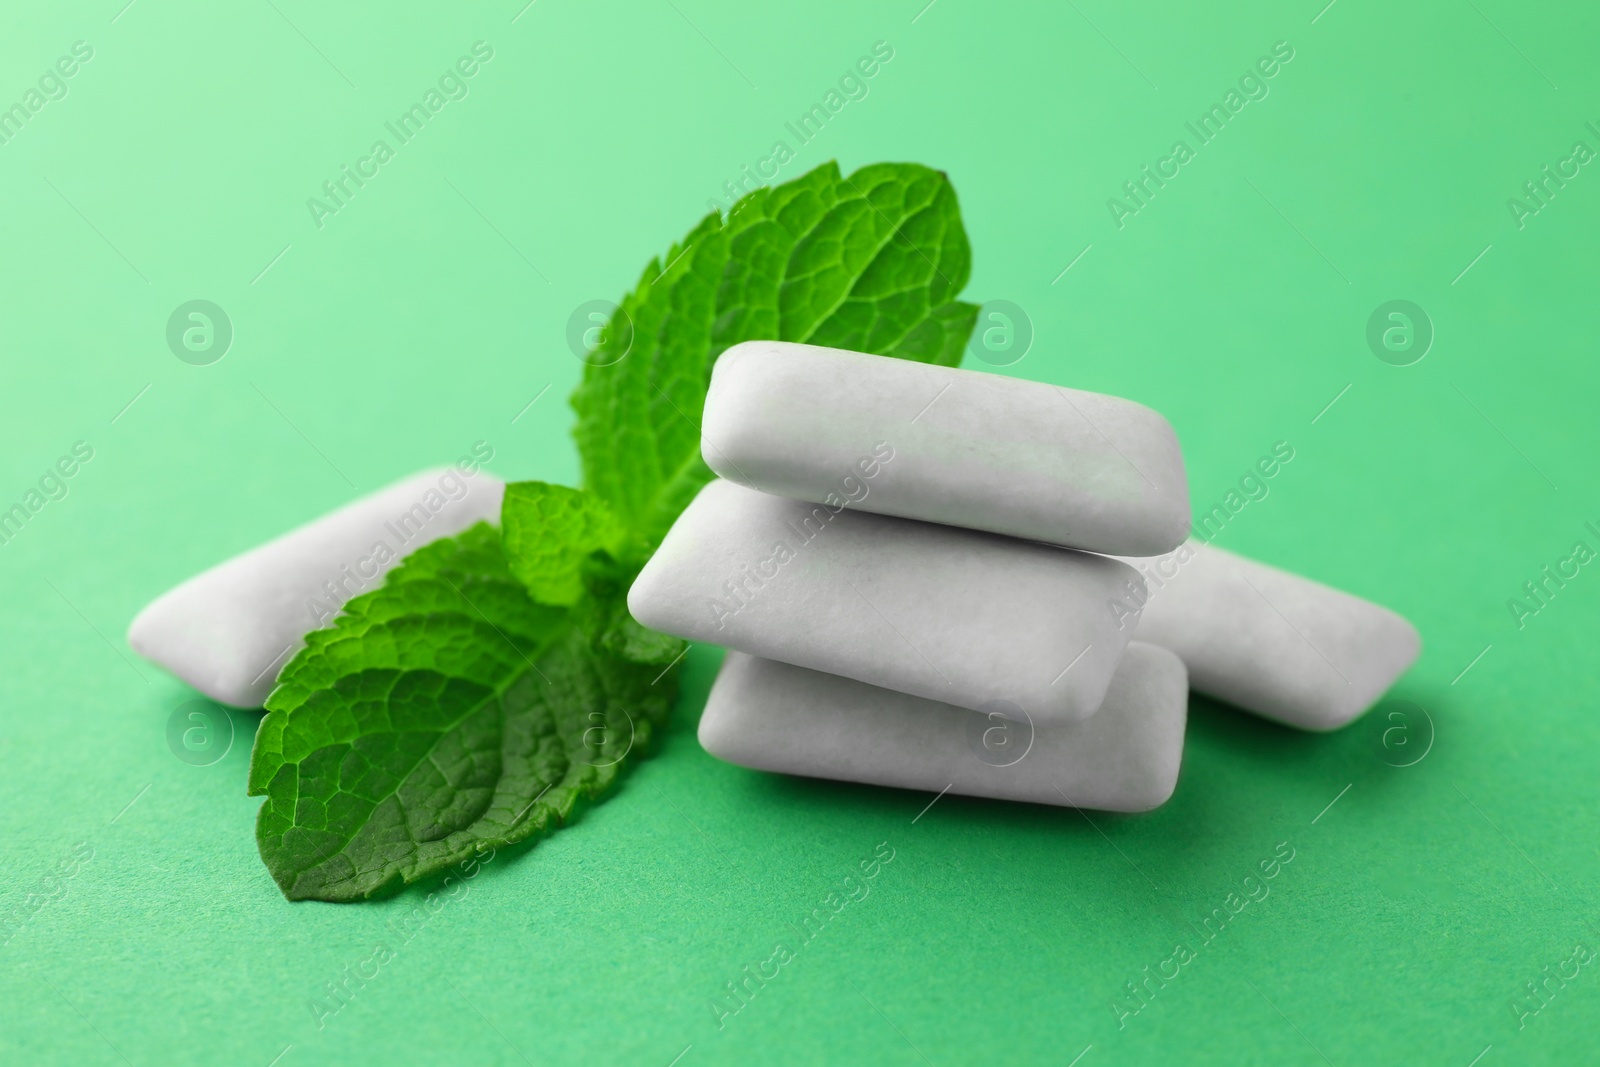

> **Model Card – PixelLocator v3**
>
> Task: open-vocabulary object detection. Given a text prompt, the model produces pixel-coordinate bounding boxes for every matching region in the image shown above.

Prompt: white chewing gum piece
[1112,539,1421,731]
[701,340,1190,556]
[127,468,504,707]
[698,643,1189,813]
[628,479,1143,724]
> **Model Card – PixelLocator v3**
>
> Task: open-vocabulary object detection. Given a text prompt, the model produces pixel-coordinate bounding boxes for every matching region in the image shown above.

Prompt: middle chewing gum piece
[628,479,1145,725]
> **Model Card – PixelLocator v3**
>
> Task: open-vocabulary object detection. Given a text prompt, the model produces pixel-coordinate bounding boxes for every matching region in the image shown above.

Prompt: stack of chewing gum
[628,342,1421,813]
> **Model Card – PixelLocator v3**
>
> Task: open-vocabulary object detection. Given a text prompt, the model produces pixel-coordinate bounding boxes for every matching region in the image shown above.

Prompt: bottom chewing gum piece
[698,642,1188,813]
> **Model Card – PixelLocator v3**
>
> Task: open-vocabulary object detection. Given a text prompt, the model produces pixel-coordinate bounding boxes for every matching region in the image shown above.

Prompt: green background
[2,0,1596,1063]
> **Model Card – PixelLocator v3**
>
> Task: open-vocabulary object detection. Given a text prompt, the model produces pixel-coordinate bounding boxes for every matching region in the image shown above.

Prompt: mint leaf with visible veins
[571,160,978,557]
[248,524,675,901]
[249,160,978,902]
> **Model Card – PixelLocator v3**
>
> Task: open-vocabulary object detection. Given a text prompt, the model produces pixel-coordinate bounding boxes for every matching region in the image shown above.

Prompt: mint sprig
[248,161,979,901]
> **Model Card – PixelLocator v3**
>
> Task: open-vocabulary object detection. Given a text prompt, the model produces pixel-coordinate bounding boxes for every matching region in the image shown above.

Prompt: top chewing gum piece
[701,341,1190,556]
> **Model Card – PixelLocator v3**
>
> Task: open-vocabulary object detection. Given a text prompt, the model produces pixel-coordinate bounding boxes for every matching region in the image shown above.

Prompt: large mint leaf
[248,524,674,901]
[571,161,979,558]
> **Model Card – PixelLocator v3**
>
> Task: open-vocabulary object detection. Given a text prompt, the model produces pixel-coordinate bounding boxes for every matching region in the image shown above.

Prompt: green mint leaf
[248,523,673,901]
[501,480,625,606]
[571,160,979,557]
[247,160,976,902]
